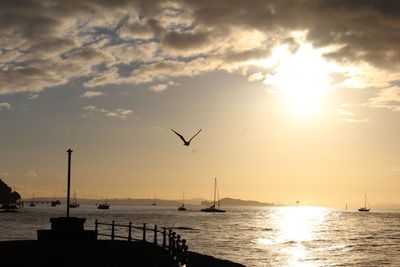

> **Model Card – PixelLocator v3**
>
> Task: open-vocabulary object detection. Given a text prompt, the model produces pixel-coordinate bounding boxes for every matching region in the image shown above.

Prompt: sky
[1,0,400,207]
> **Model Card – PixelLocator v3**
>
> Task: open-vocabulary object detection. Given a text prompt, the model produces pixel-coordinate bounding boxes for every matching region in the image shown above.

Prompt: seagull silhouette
[171,129,202,146]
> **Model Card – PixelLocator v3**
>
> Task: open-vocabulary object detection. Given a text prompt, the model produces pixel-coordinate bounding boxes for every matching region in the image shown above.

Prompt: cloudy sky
[1,0,400,207]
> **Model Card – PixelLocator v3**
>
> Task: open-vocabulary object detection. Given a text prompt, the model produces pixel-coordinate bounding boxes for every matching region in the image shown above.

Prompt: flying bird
[171,129,202,146]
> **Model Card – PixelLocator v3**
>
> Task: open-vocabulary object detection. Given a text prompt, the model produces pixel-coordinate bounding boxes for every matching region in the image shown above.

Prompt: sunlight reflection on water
[257,206,328,266]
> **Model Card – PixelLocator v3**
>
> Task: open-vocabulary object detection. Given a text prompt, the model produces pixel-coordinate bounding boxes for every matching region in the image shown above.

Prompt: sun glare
[261,43,341,116]
[256,206,328,266]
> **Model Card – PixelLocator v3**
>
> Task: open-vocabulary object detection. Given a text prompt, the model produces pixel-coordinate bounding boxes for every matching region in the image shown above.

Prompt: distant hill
[201,198,273,207]
[22,197,206,206]
[97,198,182,206]
[21,196,272,206]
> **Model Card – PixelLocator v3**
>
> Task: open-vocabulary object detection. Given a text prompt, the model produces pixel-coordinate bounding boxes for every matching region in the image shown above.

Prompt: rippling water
[1,205,400,266]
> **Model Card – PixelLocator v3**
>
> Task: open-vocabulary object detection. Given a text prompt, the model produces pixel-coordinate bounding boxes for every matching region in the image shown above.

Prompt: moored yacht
[201,178,225,213]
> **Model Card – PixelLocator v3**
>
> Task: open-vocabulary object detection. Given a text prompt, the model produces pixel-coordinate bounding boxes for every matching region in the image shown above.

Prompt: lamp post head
[67,149,73,153]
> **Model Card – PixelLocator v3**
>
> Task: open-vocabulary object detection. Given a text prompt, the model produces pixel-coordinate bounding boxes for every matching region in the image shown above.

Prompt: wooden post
[66,149,73,217]
[181,239,188,264]
[176,234,181,262]
[172,232,176,255]
[95,219,98,232]
[176,234,181,250]
[168,229,173,252]
[162,227,167,248]
[153,225,158,245]
[142,223,147,242]
[111,220,115,241]
[128,222,132,242]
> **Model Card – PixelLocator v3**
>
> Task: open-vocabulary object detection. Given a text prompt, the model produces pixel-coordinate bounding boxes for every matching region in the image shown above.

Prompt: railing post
[162,227,167,248]
[168,229,173,252]
[128,222,132,242]
[181,239,188,265]
[95,219,98,232]
[153,225,158,245]
[142,223,147,242]
[171,232,176,256]
[176,234,181,263]
[111,220,115,241]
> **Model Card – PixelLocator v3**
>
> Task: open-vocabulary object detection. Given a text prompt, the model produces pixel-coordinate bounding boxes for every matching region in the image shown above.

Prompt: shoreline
[0,240,245,267]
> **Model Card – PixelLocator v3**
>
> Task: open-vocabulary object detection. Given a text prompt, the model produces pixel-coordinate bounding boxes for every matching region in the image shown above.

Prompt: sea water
[1,205,400,266]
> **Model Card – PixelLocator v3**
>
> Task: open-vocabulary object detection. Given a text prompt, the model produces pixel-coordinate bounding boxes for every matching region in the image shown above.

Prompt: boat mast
[364,193,367,209]
[213,177,217,207]
[216,178,220,209]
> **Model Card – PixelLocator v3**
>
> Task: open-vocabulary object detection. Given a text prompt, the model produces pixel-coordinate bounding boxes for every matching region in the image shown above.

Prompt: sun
[261,43,341,116]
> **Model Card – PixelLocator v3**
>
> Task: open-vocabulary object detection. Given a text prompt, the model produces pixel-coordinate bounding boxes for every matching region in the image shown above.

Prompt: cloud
[337,104,370,122]
[0,102,11,110]
[248,72,265,82]
[149,80,179,92]
[1,0,400,107]
[27,170,38,178]
[337,109,354,116]
[81,91,105,98]
[83,105,133,119]
[341,118,371,123]
[83,105,99,112]
[152,126,164,130]
[149,84,168,92]
[368,86,400,112]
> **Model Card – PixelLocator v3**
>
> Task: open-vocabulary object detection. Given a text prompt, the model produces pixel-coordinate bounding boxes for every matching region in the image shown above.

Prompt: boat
[358,193,370,212]
[51,193,60,207]
[0,203,19,212]
[29,193,36,207]
[201,178,225,213]
[97,196,110,209]
[51,200,60,207]
[69,191,80,208]
[152,193,157,206]
[178,191,187,211]
[97,203,110,209]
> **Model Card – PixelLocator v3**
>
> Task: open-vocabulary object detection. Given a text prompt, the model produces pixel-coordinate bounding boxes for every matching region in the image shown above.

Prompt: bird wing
[189,128,202,142]
[171,129,187,143]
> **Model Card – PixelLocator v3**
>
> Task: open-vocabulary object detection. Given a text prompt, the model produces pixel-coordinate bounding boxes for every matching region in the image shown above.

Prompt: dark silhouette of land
[171,129,202,146]
[201,197,274,207]
[18,197,276,206]
[0,240,244,267]
[0,179,21,204]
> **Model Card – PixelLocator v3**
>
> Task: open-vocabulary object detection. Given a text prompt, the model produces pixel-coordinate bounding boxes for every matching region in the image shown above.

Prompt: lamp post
[37,148,97,242]
[66,149,73,217]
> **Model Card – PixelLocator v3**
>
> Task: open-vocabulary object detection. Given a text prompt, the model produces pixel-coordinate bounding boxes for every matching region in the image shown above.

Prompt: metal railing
[95,219,188,266]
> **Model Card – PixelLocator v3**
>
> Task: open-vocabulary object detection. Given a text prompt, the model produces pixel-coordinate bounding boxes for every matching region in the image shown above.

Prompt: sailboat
[178,191,187,211]
[201,178,225,213]
[51,192,59,207]
[97,203,110,209]
[358,193,370,212]
[152,193,157,206]
[69,190,80,208]
[97,197,110,209]
[29,193,36,207]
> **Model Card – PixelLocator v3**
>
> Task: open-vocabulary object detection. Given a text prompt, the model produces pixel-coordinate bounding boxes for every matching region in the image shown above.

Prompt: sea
[1,205,400,266]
